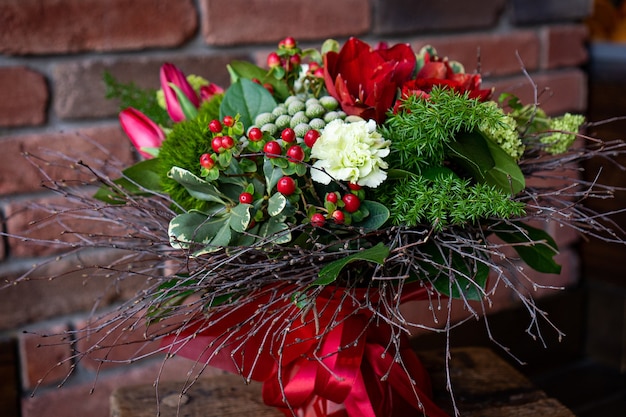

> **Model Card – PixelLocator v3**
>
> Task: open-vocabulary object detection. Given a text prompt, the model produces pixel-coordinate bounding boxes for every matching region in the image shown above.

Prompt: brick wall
[0,1,593,416]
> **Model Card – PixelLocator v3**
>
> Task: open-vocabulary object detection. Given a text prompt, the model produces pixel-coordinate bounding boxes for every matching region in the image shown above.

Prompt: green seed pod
[272,105,288,117]
[319,96,339,111]
[255,112,275,126]
[293,122,311,138]
[284,95,300,106]
[305,97,320,108]
[290,111,309,128]
[324,111,341,123]
[305,103,326,119]
[260,123,278,136]
[309,118,326,130]
[287,100,306,116]
[275,114,292,130]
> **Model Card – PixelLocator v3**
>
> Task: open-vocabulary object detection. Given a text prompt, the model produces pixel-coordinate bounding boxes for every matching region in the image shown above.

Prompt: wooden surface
[110,347,575,417]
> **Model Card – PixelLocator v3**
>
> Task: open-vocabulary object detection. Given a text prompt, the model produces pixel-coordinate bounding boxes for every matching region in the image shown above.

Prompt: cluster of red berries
[199,115,240,170]
[314,183,363,227]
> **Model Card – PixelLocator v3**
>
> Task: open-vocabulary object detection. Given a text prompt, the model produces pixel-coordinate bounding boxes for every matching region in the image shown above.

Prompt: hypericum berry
[276,176,296,196]
[247,127,263,142]
[304,129,321,148]
[209,119,222,133]
[281,36,297,49]
[348,183,362,191]
[289,54,301,66]
[331,210,345,224]
[239,192,254,204]
[286,145,304,162]
[342,193,361,213]
[221,135,235,150]
[212,136,225,153]
[222,115,235,127]
[311,213,326,227]
[325,192,338,204]
[263,83,274,95]
[281,128,296,143]
[199,153,214,169]
[267,52,281,68]
[263,140,282,158]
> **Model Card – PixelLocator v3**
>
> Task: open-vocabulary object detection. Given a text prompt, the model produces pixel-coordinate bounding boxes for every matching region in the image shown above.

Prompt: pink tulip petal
[119,108,165,159]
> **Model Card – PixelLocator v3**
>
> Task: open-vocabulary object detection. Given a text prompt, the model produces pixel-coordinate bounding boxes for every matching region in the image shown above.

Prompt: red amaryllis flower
[394,52,492,112]
[324,38,416,124]
[119,108,165,159]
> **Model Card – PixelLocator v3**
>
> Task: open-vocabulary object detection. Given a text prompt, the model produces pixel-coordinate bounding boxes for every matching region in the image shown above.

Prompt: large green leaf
[227,61,289,101]
[219,78,277,128]
[483,138,525,194]
[493,222,561,274]
[259,216,291,244]
[312,243,390,286]
[355,200,389,231]
[229,203,252,233]
[93,158,162,204]
[168,166,229,205]
[267,192,287,216]
[168,211,228,249]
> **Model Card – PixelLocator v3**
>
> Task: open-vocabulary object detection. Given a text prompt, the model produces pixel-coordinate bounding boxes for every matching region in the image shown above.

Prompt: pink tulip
[119,108,165,159]
[160,63,200,122]
[199,82,225,102]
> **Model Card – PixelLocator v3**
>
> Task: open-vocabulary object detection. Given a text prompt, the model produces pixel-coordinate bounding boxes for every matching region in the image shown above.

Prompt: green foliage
[378,172,525,230]
[382,88,510,172]
[157,100,221,211]
[103,71,170,126]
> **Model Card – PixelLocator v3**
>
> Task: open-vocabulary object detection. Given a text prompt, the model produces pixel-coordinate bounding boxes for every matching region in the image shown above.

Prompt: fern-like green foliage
[103,71,171,127]
[157,98,222,211]
[378,174,524,230]
[382,88,510,173]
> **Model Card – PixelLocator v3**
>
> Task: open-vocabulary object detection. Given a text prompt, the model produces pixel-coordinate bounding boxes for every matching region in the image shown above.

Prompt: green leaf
[259,217,291,244]
[493,222,561,274]
[355,200,389,230]
[219,78,277,128]
[168,211,228,249]
[227,61,289,100]
[447,130,495,181]
[431,259,490,300]
[229,204,252,233]
[168,166,229,205]
[483,138,525,194]
[93,158,162,204]
[169,83,199,120]
[312,243,390,286]
[268,192,287,216]
[263,159,283,192]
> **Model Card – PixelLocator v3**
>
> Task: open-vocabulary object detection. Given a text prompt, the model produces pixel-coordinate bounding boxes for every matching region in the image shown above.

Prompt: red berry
[263,140,282,158]
[209,119,222,133]
[348,183,362,191]
[251,78,261,84]
[342,194,361,213]
[248,127,263,142]
[239,192,254,204]
[304,129,320,148]
[267,52,281,68]
[281,128,296,143]
[313,68,324,78]
[212,136,224,153]
[308,62,320,74]
[221,135,235,150]
[276,176,296,196]
[331,210,345,224]
[222,115,235,127]
[263,83,275,95]
[311,213,326,227]
[286,145,304,162]
[289,54,301,66]
[281,36,296,49]
[325,192,338,204]
[199,153,214,169]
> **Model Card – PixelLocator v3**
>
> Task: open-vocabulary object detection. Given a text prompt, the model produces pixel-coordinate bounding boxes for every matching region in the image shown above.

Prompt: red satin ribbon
[161,284,448,417]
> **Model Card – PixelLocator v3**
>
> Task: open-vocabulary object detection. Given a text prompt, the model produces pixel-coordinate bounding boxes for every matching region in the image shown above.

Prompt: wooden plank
[110,347,575,416]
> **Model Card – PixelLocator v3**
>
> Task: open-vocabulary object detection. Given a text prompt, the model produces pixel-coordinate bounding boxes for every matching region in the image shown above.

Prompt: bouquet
[9,36,626,416]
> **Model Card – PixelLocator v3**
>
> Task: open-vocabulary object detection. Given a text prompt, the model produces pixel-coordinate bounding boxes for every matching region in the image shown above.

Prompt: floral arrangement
[9,36,626,416]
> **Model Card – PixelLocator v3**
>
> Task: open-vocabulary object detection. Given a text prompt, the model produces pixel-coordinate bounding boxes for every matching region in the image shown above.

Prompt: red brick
[411,30,540,77]
[510,0,593,24]
[373,0,505,35]
[0,67,48,127]
[0,249,147,330]
[19,324,73,389]
[199,0,370,46]
[0,125,134,196]
[21,355,223,417]
[53,54,245,120]
[485,69,587,115]
[0,0,197,55]
[544,24,589,69]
